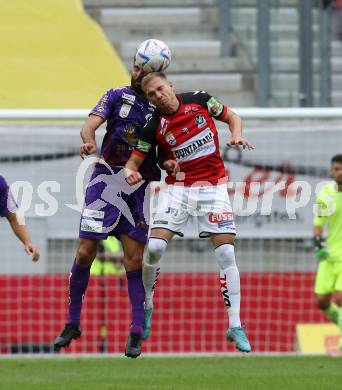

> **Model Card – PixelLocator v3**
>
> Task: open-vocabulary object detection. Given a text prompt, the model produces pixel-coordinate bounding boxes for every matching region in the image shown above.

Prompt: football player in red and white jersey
[125,72,253,352]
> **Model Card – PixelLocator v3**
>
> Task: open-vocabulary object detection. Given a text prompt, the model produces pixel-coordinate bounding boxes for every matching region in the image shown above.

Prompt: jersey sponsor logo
[160,117,169,135]
[217,220,235,229]
[122,92,136,104]
[219,274,231,307]
[82,209,105,219]
[80,219,103,233]
[194,114,207,129]
[165,131,176,146]
[184,106,199,114]
[207,97,223,117]
[136,139,152,154]
[119,103,132,118]
[153,220,168,225]
[208,212,234,223]
[172,128,215,163]
[166,207,179,216]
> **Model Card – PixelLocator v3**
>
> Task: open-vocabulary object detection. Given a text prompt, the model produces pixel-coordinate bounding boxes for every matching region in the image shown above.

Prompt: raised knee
[146,238,168,265]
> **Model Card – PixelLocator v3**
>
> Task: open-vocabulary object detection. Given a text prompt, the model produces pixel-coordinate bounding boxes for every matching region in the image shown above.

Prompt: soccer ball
[134,39,171,73]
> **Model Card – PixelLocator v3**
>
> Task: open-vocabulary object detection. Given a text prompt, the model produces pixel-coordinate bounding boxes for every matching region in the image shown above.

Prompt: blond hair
[141,72,167,91]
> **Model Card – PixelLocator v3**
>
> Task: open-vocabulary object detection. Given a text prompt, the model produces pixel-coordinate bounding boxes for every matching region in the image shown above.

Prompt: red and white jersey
[133,91,228,186]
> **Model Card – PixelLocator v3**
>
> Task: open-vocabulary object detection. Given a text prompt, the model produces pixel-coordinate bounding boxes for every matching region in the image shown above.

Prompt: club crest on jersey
[160,117,169,135]
[195,114,207,129]
[165,131,176,146]
[119,103,132,118]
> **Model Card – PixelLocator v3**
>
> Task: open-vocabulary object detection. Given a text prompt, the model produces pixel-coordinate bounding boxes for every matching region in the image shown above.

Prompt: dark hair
[331,154,342,164]
[141,72,167,90]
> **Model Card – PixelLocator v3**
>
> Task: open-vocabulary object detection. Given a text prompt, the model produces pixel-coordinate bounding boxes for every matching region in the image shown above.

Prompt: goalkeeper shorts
[315,260,342,295]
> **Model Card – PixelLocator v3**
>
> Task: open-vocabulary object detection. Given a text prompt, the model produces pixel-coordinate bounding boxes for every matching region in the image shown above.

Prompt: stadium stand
[0,0,129,108]
[84,0,256,106]
[84,0,342,107]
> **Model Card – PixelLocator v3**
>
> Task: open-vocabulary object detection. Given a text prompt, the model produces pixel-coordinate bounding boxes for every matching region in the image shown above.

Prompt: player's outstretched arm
[6,212,40,262]
[79,114,105,158]
[125,153,146,185]
[220,109,254,150]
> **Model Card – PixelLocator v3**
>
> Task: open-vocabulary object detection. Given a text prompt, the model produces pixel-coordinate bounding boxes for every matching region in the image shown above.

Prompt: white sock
[214,244,241,328]
[143,237,168,309]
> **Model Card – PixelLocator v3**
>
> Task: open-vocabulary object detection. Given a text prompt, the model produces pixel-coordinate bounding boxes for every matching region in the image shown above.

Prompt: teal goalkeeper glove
[313,236,329,261]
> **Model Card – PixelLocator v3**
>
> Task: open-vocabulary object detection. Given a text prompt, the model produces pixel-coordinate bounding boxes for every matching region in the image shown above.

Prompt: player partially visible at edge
[313,154,342,349]
[54,42,172,358]
[125,72,253,352]
[0,175,40,262]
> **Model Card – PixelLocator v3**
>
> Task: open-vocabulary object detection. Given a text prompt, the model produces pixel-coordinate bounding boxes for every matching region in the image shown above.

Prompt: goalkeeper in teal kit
[313,154,342,348]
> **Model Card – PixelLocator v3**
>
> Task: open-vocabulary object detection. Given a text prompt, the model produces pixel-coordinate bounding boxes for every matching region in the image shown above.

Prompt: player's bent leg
[142,228,173,340]
[119,234,145,358]
[54,238,98,351]
[142,236,167,340]
[211,233,251,353]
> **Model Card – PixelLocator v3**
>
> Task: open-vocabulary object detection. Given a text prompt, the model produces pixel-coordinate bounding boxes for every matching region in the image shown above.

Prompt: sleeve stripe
[89,112,106,119]
[132,149,147,158]
[216,105,228,120]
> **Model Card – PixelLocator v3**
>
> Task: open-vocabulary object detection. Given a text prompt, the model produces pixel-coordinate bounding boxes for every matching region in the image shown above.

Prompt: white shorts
[151,184,236,238]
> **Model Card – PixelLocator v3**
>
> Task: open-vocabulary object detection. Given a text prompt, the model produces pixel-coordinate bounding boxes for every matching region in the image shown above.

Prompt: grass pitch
[0,356,341,389]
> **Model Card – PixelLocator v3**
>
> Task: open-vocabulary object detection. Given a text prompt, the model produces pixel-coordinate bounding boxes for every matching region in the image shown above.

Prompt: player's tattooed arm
[80,114,105,158]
